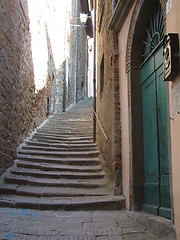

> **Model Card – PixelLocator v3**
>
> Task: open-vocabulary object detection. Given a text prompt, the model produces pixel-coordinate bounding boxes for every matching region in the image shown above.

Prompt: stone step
[4,173,107,188]
[9,167,105,180]
[20,144,97,152]
[16,155,101,166]
[15,160,103,172]
[36,130,93,136]
[0,194,125,211]
[0,98,122,211]
[43,124,93,129]
[34,131,93,137]
[43,119,92,122]
[24,140,97,150]
[46,118,93,122]
[32,134,93,142]
[0,184,110,197]
[17,149,99,158]
[28,138,94,145]
[38,124,92,128]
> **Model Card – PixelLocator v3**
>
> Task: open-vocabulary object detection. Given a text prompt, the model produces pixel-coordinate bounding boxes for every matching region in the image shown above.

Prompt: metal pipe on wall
[93,0,96,142]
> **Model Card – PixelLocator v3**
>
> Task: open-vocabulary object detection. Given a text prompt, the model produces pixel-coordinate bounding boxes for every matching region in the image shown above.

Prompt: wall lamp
[70,12,92,30]
[80,12,92,24]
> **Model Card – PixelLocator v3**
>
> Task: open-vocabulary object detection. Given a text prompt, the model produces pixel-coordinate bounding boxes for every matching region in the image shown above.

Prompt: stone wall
[0,0,91,176]
[96,0,121,189]
[0,0,34,174]
[0,0,52,175]
[65,0,88,108]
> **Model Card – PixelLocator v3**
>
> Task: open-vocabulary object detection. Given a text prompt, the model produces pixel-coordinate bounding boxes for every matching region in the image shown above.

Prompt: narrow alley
[0,0,180,239]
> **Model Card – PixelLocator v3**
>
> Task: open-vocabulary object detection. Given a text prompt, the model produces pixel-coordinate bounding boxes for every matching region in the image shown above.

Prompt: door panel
[140,46,171,219]
[156,65,171,219]
[140,56,155,84]
[141,68,160,215]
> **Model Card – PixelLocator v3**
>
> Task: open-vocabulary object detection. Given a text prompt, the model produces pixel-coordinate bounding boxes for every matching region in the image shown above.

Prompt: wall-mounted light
[80,13,90,24]
[70,12,92,30]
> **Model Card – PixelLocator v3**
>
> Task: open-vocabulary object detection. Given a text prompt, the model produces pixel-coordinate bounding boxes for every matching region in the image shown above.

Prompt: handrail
[93,110,109,142]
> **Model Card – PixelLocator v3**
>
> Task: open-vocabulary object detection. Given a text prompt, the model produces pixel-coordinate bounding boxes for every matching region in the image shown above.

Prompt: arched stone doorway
[126,0,172,219]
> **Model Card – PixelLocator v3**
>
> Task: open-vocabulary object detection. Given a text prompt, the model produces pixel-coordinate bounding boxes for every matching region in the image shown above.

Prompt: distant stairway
[0,98,125,210]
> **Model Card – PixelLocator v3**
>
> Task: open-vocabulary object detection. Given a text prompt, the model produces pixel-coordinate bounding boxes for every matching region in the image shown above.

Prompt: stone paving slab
[0,208,162,240]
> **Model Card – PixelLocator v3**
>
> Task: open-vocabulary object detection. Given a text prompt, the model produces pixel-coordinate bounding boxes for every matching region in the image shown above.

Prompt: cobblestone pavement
[0,208,159,240]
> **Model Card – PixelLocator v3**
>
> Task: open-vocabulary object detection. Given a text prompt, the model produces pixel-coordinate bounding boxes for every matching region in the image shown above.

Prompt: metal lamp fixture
[80,13,89,24]
[70,13,92,30]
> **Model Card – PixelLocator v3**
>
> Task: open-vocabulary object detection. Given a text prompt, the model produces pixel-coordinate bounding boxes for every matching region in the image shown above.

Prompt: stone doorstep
[127,211,176,240]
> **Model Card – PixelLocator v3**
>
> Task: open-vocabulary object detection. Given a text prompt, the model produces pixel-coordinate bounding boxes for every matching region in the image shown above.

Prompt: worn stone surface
[0,0,35,175]
[0,208,162,240]
[0,98,125,210]
[0,0,55,176]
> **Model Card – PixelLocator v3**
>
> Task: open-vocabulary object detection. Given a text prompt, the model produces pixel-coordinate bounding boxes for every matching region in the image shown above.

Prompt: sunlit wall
[28,0,68,92]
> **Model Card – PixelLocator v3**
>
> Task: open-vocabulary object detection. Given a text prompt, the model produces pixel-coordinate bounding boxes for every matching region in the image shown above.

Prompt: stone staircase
[0,98,125,210]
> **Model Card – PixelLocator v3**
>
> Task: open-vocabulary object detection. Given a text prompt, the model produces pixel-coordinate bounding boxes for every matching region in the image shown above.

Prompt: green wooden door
[140,45,171,219]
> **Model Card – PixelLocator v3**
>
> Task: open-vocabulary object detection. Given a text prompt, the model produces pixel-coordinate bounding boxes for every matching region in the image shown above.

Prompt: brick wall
[0,0,52,175]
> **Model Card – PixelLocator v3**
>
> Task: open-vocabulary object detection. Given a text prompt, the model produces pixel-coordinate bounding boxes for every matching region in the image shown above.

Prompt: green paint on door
[140,45,171,219]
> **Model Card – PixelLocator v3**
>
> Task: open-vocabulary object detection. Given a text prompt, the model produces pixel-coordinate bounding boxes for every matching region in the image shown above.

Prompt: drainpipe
[93,0,97,143]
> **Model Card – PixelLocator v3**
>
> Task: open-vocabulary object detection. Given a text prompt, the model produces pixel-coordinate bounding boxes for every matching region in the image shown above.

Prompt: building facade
[0,0,92,176]
[65,0,93,108]
[94,0,180,237]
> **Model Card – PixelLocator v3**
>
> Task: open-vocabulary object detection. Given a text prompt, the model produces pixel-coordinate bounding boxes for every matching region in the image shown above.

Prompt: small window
[47,97,50,115]
[100,54,104,94]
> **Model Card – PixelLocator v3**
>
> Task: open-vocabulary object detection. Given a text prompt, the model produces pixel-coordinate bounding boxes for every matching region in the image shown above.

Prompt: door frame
[125,0,173,216]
